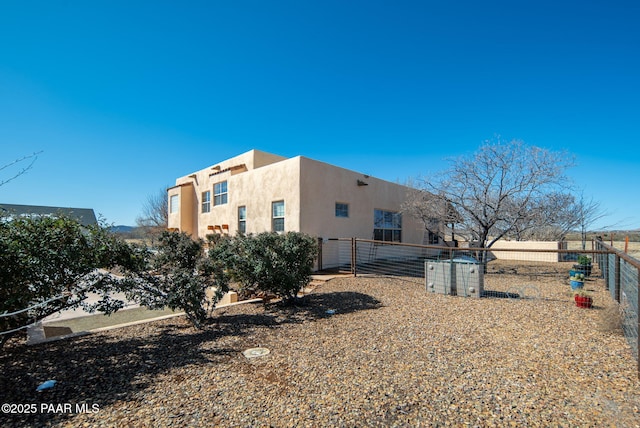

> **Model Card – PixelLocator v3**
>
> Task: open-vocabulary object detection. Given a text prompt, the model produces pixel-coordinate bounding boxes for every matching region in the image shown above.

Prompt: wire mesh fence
[621,259,639,360]
[321,237,640,377]
[596,240,640,362]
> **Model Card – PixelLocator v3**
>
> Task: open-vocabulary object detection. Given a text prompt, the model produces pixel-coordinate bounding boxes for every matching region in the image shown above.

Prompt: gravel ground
[2,269,640,427]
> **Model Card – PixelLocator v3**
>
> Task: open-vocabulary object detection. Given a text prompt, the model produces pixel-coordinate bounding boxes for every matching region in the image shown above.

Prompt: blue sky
[1,0,638,229]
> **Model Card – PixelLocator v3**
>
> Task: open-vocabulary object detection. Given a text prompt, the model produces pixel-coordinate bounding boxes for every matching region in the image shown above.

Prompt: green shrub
[124,231,229,329]
[578,254,591,265]
[0,214,137,346]
[208,232,318,304]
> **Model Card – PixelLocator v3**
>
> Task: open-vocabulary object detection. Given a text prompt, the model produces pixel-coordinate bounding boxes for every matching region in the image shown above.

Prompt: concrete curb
[27,298,266,345]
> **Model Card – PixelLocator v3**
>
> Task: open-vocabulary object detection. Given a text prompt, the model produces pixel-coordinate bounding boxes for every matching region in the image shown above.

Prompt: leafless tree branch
[409,138,581,251]
[0,151,43,187]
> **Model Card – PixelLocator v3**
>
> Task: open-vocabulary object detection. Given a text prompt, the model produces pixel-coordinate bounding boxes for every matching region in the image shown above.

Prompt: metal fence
[320,237,640,377]
[595,240,640,363]
[320,238,603,281]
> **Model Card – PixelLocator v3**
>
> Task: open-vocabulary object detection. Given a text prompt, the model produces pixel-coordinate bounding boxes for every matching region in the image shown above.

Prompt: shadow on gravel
[262,291,383,324]
[0,322,241,427]
[0,291,381,427]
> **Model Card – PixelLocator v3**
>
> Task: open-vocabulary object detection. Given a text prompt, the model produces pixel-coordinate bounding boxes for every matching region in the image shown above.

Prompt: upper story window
[202,191,211,213]
[373,209,402,242]
[169,194,179,214]
[238,206,247,234]
[272,200,285,232]
[214,181,228,206]
[335,202,349,218]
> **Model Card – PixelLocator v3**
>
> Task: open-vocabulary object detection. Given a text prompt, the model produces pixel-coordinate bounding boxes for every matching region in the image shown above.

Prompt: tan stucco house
[167,149,437,245]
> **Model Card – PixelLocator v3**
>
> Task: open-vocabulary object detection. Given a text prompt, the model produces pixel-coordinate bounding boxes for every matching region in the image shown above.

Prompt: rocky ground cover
[2,268,639,427]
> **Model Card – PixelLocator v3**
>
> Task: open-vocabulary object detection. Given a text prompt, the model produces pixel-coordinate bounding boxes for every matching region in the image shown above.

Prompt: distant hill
[110,225,135,234]
[566,229,640,242]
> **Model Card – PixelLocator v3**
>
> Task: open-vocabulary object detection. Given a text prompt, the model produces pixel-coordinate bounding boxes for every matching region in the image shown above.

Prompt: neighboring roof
[0,204,98,226]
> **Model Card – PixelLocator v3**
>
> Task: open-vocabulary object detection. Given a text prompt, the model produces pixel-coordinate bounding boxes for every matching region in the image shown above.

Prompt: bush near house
[1,218,317,347]
[208,232,318,304]
[0,214,138,347]
[121,231,229,329]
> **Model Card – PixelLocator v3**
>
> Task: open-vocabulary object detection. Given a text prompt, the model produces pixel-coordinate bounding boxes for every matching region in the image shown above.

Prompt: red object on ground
[575,295,593,308]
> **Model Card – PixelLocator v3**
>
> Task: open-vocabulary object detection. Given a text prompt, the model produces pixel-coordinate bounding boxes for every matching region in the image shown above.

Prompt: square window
[214,181,228,206]
[373,209,402,242]
[335,202,349,218]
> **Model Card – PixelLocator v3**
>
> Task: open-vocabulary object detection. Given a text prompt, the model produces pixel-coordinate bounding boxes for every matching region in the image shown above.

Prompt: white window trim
[214,181,228,206]
[238,206,247,234]
[272,200,285,232]
[202,191,211,213]
[169,194,179,214]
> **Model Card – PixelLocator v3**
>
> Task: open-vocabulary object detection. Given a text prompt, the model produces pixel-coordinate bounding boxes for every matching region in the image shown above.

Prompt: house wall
[168,150,427,245]
[167,183,197,236]
[297,156,424,244]
[487,240,565,262]
[168,150,300,238]
[227,157,301,236]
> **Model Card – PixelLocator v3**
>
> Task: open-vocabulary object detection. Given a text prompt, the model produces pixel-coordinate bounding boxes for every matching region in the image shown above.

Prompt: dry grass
[598,302,625,335]
[566,239,640,258]
[610,241,640,258]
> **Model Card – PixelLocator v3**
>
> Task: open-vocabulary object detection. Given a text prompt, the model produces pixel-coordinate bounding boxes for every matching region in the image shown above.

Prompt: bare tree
[0,152,42,187]
[412,139,576,253]
[136,187,169,240]
[505,192,581,240]
[402,182,461,243]
[573,193,609,250]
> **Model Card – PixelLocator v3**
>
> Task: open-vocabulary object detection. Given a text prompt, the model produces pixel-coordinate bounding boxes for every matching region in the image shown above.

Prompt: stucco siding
[169,152,301,237]
[488,240,565,262]
[228,157,301,235]
[298,157,423,243]
[168,150,427,244]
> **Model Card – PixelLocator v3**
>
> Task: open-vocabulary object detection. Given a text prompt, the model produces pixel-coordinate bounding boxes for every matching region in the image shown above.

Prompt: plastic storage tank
[425,256,484,297]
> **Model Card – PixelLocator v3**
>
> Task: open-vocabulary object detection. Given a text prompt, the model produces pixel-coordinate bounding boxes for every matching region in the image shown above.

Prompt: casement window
[373,209,402,242]
[272,201,285,232]
[169,194,179,214]
[214,181,228,206]
[335,202,349,218]
[202,191,211,213]
[238,206,246,234]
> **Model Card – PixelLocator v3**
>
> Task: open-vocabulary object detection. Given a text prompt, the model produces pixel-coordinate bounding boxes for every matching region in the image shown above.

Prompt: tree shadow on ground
[265,291,383,324]
[0,291,381,427]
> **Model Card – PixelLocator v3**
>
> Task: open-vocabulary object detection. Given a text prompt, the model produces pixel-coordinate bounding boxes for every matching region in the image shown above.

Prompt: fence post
[449,245,455,295]
[351,237,357,277]
[604,250,611,290]
[637,265,640,380]
[615,255,621,303]
[317,237,323,272]
[602,245,609,284]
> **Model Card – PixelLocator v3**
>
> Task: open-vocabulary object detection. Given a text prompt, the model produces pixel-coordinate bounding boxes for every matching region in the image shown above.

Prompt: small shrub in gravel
[122,231,229,329]
[0,213,139,347]
[208,232,318,304]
